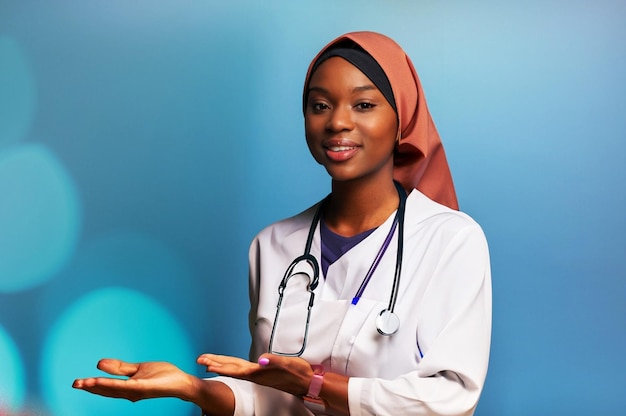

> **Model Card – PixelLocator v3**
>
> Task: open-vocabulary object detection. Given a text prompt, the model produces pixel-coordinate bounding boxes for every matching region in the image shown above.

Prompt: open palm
[73,359,195,402]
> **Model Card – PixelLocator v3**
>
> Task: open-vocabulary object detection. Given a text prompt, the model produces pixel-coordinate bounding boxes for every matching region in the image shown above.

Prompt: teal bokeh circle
[41,286,196,416]
[0,143,81,293]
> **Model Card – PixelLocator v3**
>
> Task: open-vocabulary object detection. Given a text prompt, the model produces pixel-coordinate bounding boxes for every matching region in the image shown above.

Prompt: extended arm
[72,358,235,416]
[198,353,350,415]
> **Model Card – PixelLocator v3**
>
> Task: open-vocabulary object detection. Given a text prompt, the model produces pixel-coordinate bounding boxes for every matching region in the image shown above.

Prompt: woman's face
[304,57,398,185]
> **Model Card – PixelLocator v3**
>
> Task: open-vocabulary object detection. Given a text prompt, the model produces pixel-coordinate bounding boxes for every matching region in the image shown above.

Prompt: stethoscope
[268,181,406,357]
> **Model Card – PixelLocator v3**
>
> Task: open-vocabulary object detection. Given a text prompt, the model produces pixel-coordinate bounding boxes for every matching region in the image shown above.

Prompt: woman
[73,31,491,416]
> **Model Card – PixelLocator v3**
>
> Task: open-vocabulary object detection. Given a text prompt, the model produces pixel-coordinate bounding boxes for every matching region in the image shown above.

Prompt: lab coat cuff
[347,377,367,416]
[205,376,253,416]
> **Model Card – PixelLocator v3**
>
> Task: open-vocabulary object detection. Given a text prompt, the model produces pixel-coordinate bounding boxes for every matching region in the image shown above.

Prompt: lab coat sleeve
[208,377,254,416]
[348,223,492,416]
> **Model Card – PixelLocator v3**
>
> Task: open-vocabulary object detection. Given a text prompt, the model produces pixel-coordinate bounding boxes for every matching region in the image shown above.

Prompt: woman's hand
[197,353,312,397]
[72,359,198,402]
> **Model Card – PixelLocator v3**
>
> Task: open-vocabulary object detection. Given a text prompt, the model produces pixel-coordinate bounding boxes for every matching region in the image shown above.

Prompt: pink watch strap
[307,365,325,398]
[303,365,326,413]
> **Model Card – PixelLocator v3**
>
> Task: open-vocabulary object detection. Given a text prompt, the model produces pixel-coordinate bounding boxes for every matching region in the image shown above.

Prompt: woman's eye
[356,102,375,110]
[311,102,329,111]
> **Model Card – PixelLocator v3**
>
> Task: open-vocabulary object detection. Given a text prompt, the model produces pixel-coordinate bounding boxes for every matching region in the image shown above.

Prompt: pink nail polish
[258,357,270,367]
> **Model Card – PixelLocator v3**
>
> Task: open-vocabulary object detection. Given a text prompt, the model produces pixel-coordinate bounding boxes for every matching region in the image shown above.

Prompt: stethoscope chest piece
[376,309,400,336]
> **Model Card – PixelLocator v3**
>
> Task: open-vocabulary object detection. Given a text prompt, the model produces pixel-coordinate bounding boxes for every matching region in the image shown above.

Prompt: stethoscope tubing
[388,181,405,313]
[270,181,407,357]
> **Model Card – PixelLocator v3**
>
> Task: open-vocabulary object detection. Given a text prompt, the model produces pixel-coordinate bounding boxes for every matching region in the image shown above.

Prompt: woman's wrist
[302,365,326,412]
[300,363,350,416]
[318,371,350,416]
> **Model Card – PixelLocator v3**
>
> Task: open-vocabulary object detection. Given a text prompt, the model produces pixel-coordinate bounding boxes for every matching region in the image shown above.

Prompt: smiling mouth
[323,144,359,162]
[326,145,357,152]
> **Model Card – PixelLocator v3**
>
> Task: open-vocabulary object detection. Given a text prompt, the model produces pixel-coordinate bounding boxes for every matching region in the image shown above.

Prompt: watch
[303,364,326,413]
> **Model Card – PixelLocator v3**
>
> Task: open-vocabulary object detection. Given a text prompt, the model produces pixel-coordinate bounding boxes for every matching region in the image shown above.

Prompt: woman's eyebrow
[307,86,329,95]
[352,85,377,93]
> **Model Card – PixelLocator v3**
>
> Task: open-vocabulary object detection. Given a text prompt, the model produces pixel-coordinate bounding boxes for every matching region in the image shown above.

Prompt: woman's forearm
[186,378,235,416]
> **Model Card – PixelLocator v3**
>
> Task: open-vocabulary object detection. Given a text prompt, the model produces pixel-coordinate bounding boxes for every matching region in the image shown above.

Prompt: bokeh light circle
[0,36,36,147]
[0,143,81,293]
[41,286,196,416]
[0,325,26,413]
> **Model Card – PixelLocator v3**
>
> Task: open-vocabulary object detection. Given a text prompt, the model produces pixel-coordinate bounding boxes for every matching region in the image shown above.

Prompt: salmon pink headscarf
[303,31,458,210]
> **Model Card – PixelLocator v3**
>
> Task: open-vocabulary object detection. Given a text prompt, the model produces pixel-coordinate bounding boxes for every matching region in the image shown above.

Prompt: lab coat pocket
[301,299,350,364]
[341,298,396,377]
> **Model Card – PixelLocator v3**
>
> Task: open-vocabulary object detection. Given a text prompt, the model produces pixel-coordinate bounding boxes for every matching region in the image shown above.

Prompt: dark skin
[73,56,399,416]
[306,57,399,236]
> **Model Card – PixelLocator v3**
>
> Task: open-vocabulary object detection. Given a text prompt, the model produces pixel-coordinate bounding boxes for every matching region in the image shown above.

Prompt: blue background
[1,1,625,415]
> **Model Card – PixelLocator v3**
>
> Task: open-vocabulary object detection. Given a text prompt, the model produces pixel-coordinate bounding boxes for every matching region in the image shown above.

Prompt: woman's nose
[326,106,354,132]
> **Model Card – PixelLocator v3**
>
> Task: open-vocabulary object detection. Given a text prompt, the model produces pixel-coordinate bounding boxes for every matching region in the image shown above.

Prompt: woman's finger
[78,378,146,402]
[72,376,134,396]
[96,359,139,377]
[196,353,232,364]
[197,354,258,376]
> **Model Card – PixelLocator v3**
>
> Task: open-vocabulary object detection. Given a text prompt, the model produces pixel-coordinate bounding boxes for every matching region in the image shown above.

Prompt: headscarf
[303,31,459,210]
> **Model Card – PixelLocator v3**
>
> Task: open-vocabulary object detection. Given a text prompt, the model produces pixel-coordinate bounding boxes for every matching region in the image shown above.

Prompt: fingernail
[258,357,270,367]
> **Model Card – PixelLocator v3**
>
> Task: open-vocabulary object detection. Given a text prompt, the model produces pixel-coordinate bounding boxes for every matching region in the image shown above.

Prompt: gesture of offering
[72,359,197,402]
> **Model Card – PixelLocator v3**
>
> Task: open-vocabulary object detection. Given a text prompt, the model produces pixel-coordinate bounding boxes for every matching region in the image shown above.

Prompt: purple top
[320,219,375,278]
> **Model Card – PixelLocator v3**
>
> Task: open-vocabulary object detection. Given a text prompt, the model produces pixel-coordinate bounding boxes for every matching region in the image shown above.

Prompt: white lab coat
[215,189,491,416]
